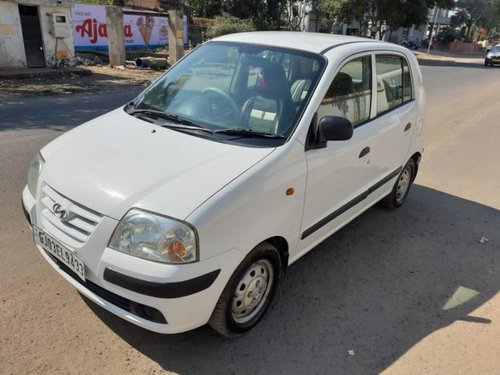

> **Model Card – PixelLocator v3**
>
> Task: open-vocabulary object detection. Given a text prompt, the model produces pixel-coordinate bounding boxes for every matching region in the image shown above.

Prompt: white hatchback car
[23,32,425,336]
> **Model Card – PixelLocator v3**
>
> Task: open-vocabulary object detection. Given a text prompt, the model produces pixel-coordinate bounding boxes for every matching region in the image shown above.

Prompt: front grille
[47,252,167,325]
[39,184,103,248]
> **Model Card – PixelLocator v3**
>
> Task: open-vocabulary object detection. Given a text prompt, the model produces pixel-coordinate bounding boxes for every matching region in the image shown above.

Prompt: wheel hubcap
[395,166,411,203]
[231,259,274,324]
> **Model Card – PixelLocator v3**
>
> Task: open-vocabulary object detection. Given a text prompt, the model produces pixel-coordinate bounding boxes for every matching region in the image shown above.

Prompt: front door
[300,54,377,248]
[19,5,46,68]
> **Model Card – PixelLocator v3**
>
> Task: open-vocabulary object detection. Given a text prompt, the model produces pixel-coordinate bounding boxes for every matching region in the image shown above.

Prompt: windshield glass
[129,41,325,146]
[491,46,500,53]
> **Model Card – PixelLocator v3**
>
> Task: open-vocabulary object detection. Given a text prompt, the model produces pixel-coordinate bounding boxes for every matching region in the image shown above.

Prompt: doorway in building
[19,5,46,68]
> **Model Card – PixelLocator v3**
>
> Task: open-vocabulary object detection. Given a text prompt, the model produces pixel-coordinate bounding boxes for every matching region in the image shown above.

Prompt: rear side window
[376,55,413,115]
[318,56,372,127]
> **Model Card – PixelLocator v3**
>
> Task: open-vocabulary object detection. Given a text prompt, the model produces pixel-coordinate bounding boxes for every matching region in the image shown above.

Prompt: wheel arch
[262,236,289,281]
[410,152,422,182]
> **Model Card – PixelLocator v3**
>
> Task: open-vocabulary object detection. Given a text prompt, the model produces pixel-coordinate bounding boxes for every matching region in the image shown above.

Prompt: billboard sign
[71,4,187,50]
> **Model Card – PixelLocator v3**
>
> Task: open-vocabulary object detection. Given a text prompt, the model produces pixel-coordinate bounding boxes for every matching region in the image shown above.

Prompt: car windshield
[128,41,325,146]
[491,46,500,52]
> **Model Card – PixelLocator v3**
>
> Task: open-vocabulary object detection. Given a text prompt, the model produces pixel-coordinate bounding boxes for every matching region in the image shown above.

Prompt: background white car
[485,45,500,66]
[23,31,425,336]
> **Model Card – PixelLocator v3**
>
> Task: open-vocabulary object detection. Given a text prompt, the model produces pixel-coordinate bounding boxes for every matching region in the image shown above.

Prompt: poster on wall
[71,4,187,51]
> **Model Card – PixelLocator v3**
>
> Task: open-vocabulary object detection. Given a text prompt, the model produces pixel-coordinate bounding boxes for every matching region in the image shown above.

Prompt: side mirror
[317,116,353,144]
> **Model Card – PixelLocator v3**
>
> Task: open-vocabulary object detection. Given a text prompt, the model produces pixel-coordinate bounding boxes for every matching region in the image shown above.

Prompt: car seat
[241,64,292,134]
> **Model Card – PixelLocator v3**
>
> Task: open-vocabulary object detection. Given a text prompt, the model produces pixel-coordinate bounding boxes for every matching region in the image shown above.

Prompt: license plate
[33,225,86,281]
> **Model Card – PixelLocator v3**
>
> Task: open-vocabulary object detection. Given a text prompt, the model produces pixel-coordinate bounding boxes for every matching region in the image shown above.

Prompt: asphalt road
[1,64,499,374]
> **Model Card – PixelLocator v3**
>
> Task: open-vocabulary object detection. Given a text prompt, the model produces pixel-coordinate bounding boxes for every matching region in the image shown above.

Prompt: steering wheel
[202,87,241,123]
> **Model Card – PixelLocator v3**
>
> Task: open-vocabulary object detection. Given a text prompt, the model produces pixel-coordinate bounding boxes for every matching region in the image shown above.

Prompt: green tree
[186,0,285,30]
[316,0,348,31]
[335,0,454,39]
[179,0,223,17]
[206,13,255,38]
[455,0,500,39]
[76,0,126,5]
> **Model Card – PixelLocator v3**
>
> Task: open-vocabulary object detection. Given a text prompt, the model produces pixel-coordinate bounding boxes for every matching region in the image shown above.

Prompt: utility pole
[427,5,440,55]
[168,10,184,65]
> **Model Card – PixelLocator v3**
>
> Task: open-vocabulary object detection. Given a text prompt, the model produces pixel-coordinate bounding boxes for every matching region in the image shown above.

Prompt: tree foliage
[186,0,285,30]
[337,0,421,39]
[206,13,255,38]
[76,0,126,5]
[454,0,500,38]
[332,0,455,39]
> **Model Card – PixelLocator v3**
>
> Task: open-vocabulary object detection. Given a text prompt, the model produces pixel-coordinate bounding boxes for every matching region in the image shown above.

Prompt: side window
[376,55,413,114]
[318,56,372,127]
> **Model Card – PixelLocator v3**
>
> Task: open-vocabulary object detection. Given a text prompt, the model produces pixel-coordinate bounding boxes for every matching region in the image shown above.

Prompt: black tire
[381,159,416,209]
[208,242,281,337]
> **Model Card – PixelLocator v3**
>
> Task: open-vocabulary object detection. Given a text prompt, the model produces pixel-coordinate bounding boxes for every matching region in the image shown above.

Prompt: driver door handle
[359,146,370,158]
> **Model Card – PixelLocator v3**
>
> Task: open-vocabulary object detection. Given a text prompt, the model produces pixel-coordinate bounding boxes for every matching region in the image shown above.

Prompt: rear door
[368,53,417,179]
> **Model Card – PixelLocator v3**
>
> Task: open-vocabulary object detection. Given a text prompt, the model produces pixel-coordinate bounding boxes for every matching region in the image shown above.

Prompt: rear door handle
[404,122,412,132]
[359,146,370,158]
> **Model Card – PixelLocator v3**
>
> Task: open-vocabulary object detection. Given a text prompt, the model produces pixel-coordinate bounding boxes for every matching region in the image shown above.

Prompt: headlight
[27,153,44,198]
[109,209,198,264]
[487,53,492,58]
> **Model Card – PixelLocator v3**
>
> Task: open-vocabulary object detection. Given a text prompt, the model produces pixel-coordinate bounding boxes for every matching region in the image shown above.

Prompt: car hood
[41,108,275,220]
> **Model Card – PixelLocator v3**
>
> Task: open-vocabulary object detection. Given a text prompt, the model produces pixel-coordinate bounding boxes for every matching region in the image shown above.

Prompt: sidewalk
[415,50,484,66]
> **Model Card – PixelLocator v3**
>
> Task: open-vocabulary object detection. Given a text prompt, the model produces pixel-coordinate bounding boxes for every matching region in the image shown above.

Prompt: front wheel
[381,159,416,209]
[209,243,281,337]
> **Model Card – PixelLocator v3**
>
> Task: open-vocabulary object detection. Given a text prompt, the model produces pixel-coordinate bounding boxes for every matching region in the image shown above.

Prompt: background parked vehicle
[485,45,500,66]
[401,37,421,50]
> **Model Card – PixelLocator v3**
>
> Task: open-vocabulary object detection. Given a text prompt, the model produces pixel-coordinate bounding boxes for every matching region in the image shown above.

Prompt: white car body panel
[40,109,274,222]
[22,32,425,334]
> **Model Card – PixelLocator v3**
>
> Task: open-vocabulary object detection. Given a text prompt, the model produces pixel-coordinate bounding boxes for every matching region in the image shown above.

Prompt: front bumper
[22,185,245,334]
[485,57,500,65]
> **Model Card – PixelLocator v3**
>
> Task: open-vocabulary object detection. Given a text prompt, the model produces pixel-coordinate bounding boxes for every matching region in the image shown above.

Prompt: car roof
[213,31,385,55]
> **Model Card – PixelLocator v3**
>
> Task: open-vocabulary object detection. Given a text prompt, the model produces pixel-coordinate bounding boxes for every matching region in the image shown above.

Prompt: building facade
[0,0,75,69]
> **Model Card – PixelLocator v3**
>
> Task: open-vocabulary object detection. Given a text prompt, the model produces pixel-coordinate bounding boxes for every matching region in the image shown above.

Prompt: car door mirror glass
[318,115,353,143]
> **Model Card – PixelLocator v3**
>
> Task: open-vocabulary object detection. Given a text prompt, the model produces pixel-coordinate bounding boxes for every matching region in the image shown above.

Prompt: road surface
[0,64,499,374]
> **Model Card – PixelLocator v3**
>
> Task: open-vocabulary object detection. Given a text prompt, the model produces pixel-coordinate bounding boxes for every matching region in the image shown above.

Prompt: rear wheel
[209,243,281,337]
[381,159,416,209]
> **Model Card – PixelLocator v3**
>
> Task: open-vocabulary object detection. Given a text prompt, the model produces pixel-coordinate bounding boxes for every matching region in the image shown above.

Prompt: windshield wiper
[126,108,213,133]
[215,128,285,139]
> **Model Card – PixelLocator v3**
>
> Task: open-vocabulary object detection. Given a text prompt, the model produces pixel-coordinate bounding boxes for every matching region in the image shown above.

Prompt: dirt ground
[0,65,163,97]
[0,50,484,98]
[1,54,498,375]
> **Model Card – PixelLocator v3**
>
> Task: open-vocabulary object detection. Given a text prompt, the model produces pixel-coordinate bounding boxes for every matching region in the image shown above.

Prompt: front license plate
[33,225,85,281]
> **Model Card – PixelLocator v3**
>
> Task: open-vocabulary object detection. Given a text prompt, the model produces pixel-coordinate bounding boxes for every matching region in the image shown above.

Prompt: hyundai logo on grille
[52,203,68,220]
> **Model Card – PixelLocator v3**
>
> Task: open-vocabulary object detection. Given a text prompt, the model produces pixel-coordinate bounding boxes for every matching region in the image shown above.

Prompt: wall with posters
[71,4,187,51]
